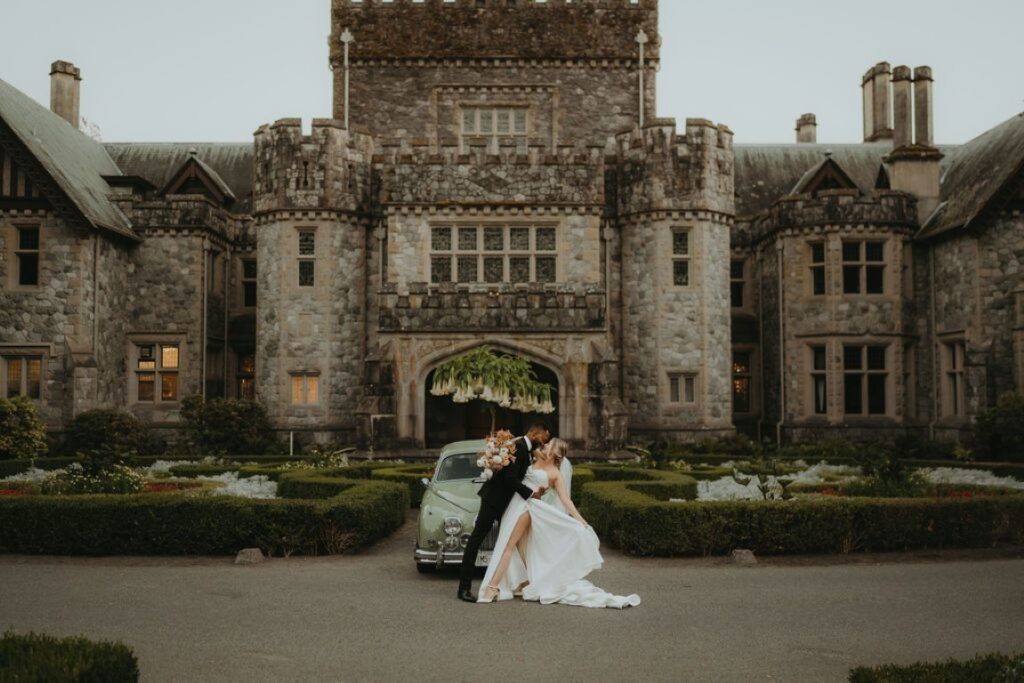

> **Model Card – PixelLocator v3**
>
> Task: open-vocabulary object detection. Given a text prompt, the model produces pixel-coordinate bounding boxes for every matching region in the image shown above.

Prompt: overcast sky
[2,0,1021,145]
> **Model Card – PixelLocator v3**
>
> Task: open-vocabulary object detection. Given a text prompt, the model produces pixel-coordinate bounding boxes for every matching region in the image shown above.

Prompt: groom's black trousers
[459,498,503,585]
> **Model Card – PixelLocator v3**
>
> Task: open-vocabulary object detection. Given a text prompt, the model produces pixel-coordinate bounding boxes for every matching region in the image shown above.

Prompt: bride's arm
[552,470,587,526]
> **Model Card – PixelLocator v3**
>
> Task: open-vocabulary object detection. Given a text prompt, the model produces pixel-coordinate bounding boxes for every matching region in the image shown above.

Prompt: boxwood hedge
[849,652,1023,682]
[0,631,139,682]
[0,479,408,557]
[582,479,1024,556]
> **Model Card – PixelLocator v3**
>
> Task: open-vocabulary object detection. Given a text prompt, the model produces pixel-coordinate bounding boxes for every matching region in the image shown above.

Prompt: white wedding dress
[478,461,640,609]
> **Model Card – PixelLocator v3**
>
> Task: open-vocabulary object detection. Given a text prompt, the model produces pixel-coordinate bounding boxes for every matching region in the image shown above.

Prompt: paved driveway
[1,517,1022,682]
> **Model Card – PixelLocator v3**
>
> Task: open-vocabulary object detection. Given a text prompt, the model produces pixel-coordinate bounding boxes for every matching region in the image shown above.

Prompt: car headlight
[443,517,463,536]
[444,536,461,551]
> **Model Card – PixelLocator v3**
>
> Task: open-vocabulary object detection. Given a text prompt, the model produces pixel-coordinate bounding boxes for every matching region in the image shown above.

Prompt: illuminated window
[135,344,180,403]
[237,353,256,400]
[291,373,320,405]
[732,352,752,414]
[2,356,42,400]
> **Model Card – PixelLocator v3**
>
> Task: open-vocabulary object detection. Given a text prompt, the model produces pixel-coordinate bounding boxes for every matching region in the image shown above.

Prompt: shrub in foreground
[0,630,139,682]
[0,397,48,461]
[0,480,408,556]
[975,392,1024,462]
[64,410,149,467]
[849,652,1023,682]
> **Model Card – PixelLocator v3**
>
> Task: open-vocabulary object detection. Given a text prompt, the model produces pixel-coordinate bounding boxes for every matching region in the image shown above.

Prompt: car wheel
[416,563,437,574]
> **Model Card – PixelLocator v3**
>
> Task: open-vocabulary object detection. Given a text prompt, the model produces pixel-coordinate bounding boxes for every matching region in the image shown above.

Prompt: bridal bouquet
[476,430,518,481]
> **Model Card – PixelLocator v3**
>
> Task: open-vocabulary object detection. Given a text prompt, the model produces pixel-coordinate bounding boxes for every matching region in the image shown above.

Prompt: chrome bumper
[414,548,494,568]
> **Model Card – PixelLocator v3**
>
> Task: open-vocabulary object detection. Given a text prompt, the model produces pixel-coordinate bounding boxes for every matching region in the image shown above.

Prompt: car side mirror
[421,478,430,488]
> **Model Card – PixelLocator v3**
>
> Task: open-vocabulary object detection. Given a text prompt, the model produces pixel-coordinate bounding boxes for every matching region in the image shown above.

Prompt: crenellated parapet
[377,140,606,208]
[611,118,735,218]
[331,0,658,64]
[253,118,375,215]
[754,190,918,238]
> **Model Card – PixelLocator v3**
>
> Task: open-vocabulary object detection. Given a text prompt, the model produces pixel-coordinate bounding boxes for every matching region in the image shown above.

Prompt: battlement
[253,118,375,214]
[378,139,606,207]
[755,190,918,237]
[612,118,735,216]
[331,0,658,63]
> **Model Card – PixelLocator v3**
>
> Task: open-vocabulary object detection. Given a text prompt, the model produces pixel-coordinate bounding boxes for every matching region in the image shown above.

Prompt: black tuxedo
[459,436,535,585]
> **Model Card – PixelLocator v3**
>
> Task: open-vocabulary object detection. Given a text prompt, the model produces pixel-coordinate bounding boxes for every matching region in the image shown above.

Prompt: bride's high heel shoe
[479,585,500,603]
[513,581,530,598]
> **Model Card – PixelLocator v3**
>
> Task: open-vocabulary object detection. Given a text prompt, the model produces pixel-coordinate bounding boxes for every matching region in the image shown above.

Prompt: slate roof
[919,111,1024,240]
[0,77,135,239]
[733,143,894,219]
[104,142,254,212]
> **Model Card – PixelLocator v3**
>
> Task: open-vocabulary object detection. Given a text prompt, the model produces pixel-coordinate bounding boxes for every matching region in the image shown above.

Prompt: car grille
[480,522,500,551]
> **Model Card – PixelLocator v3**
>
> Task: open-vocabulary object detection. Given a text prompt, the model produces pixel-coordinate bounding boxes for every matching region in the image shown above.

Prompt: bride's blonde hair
[546,438,568,467]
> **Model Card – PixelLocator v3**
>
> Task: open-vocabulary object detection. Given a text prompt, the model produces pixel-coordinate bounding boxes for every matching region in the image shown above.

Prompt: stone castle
[1,0,1022,450]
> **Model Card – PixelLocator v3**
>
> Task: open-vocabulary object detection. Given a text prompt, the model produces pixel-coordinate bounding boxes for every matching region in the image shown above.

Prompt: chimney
[862,62,893,142]
[795,114,817,143]
[49,60,81,128]
[913,66,934,146]
[891,66,913,149]
[886,66,943,223]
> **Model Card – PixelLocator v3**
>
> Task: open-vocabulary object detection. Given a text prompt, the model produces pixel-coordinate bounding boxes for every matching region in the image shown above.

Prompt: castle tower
[329,0,660,147]
[252,118,375,442]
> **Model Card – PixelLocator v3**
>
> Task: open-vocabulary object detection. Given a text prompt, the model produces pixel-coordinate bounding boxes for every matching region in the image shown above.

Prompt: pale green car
[415,439,498,574]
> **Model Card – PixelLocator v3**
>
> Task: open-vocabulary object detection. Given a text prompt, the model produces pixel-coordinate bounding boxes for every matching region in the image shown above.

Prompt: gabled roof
[104,143,253,212]
[733,143,894,218]
[0,77,135,239]
[919,111,1024,240]
[789,155,861,196]
[161,150,237,205]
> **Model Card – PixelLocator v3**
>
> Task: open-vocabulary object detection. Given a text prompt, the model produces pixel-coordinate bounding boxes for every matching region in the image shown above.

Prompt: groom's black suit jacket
[477,437,534,511]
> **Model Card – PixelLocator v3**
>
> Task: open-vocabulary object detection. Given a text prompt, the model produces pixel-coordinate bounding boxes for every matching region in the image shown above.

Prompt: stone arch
[414,340,569,448]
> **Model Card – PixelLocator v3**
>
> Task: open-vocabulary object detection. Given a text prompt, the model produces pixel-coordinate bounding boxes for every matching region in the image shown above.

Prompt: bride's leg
[488,512,531,591]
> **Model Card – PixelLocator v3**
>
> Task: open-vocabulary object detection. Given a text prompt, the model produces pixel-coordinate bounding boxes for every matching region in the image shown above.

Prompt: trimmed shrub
[849,652,1024,682]
[179,396,277,456]
[0,630,139,682]
[0,397,48,461]
[0,480,409,556]
[64,410,149,467]
[582,482,1024,557]
[372,465,435,507]
[975,392,1024,462]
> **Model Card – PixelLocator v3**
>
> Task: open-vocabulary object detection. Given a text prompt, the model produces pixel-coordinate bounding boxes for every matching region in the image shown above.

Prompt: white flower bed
[198,472,278,499]
[692,461,863,502]
[1,467,56,484]
[920,467,1024,490]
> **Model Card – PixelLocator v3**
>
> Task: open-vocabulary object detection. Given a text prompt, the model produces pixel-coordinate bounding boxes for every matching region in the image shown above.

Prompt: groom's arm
[494,440,533,501]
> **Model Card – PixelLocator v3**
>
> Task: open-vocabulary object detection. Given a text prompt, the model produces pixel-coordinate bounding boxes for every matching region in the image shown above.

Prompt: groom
[458,422,551,602]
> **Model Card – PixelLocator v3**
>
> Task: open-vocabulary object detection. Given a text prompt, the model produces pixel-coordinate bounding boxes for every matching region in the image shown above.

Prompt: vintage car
[414,439,498,573]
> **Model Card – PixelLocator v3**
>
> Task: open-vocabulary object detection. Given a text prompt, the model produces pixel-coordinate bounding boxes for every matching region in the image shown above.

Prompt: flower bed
[849,652,1023,682]
[0,478,409,556]
[581,471,1024,556]
[0,631,139,682]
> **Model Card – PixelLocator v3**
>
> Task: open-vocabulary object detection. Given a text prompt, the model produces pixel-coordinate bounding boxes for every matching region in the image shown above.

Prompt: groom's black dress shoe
[457,585,477,603]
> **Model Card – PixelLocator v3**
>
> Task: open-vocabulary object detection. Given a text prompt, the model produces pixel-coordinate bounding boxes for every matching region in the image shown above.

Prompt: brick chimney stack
[49,60,81,129]
[913,66,935,146]
[885,65,943,223]
[891,66,914,149]
[795,114,817,143]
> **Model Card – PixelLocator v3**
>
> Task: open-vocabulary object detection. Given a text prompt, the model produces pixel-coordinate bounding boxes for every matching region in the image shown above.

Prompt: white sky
[1,0,1021,145]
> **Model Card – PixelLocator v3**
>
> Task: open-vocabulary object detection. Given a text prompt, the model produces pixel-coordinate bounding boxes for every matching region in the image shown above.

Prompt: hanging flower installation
[430,346,555,432]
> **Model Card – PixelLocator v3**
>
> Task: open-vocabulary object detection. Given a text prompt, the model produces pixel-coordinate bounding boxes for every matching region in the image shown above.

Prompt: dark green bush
[0,630,139,682]
[0,480,409,556]
[179,396,277,456]
[0,397,48,461]
[849,652,1024,682]
[371,465,435,507]
[582,482,1024,557]
[64,410,149,469]
[842,473,930,498]
[975,392,1024,462]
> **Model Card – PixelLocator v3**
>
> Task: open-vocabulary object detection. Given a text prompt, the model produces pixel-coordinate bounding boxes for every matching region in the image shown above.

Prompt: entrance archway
[424,361,559,449]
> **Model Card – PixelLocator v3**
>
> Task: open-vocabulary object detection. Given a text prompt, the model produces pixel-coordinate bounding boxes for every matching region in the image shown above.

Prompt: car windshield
[435,452,482,482]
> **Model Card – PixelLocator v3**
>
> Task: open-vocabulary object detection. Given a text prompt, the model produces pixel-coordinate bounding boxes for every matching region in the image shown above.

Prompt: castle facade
[1,0,1022,450]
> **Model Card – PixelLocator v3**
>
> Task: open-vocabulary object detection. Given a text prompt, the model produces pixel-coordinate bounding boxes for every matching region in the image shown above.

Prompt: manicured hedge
[849,652,1023,682]
[582,481,1024,557]
[371,465,435,507]
[0,630,139,682]
[587,466,699,501]
[0,480,408,557]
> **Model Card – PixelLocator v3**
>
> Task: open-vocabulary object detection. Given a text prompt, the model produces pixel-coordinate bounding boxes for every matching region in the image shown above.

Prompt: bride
[478,438,640,609]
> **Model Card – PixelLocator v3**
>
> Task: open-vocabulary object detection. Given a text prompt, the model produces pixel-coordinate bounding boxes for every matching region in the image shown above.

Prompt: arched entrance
[424,361,560,448]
